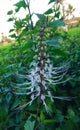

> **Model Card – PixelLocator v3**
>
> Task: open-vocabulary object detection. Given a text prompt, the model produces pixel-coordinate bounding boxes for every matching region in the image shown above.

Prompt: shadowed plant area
[0,0,80,130]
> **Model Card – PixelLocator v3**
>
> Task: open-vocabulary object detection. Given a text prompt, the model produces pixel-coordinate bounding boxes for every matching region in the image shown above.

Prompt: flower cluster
[11,41,70,111]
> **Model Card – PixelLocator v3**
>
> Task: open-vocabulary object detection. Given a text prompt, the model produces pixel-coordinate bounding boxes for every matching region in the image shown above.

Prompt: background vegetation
[0,0,80,130]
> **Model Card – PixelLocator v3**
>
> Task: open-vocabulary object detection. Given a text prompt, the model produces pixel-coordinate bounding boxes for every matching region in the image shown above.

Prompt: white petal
[47,59,50,63]
[41,94,45,100]
[31,94,34,100]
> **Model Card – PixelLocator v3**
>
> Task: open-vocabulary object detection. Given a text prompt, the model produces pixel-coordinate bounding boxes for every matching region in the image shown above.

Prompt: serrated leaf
[24,120,35,130]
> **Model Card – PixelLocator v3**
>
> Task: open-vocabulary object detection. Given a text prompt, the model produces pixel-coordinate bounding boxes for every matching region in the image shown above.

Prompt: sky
[0,0,80,40]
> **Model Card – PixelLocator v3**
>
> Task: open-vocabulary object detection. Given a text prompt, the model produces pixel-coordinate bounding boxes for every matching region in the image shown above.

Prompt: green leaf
[55,110,64,122]
[4,72,13,78]
[48,20,65,28]
[56,128,61,130]
[63,120,74,130]
[40,111,45,122]
[2,102,9,113]
[35,13,45,20]
[7,10,13,15]
[4,64,15,69]
[15,8,19,12]
[46,39,59,46]
[7,18,14,22]
[44,119,56,124]
[67,108,75,120]
[45,8,53,15]
[48,0,56,4]
[9,29,14,33]
[9,33,17,38]
[11,98,19,110]
[6,93,12,103]
[14,19,23,29]
[55,11,60,18]
[14,0,27,12]
[24,120,35,130]
[56,20,65,27]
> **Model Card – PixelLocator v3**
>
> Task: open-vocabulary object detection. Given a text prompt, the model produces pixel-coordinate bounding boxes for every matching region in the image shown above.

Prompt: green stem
[33,96,42,130]
[25,0,34,30]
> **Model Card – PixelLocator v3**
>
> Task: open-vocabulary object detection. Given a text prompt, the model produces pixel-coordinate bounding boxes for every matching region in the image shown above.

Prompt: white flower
[40,69,44,75]
[36,86,40,96]
[47,91,53,102]
[38,42,40,46]
[41,94,49,112]
[39,53,41,56]
[31,87,34,92]
[37,86,40,92]
[44,63,48,70]
[33,55,37,59]
[42,80,47,90]
[30,62,36,67]
[35,48,38,52]
[31,94,34,100]
[41,47,44,50]
[35,66,40,72]
[30,77,35,87]
[44,53,46,57]
[48,64,53,76]
[38,57,40,60]
[31,70,36,76]
[41,60,44,65]
[41,94,45,102]
[47,59,50,64]
[35,75,41,82]
[44,45,47,49]
[27,91,33,95]
[43,101,49,112]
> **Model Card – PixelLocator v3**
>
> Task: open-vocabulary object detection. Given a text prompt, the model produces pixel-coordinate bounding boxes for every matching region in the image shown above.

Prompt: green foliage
[24,120,35,130]
[14,0,27,12]
[0,0,80,130]
[48,0,56,4]
[7,10,13,15]
[45,8,53,15]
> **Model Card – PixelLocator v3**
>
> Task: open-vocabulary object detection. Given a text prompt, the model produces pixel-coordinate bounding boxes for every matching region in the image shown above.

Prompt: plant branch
[24,0,34,29]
